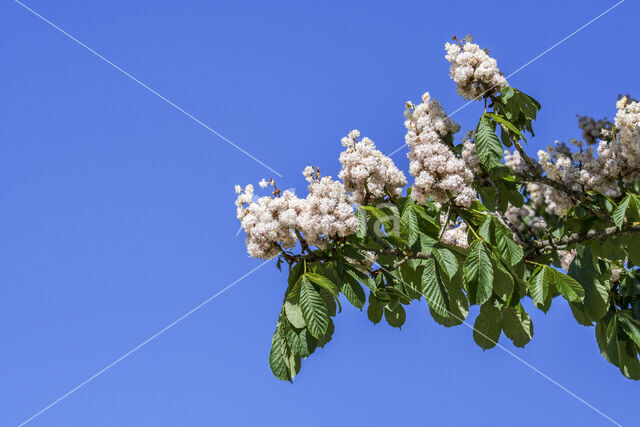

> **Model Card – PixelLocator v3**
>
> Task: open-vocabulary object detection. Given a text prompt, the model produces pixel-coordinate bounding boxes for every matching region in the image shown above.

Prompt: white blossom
[461,131,481,174]
[236,185,301,259]
[445,41,508,100]
[559,249,577,271]
[236,167,359,258]
[405,92,476,207]
[339,131,407,204]
[440,217,469,248]
[294,171,359,249]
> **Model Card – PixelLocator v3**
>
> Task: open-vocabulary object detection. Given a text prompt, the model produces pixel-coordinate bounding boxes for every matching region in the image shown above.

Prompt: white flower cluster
[534,96,640,214]
[614,96,640,182]
[440,217,469,248]
[338,130,407,205]
[503,149,527,174]
[503,148,571,215]
[536,143,581,215]
[559,249,577,271]
[404,92,476,207]
[445,41,508,100]
[298,167,360,249]
[236,169,359,259]
[461,131,482,174]
[236,184,301,259]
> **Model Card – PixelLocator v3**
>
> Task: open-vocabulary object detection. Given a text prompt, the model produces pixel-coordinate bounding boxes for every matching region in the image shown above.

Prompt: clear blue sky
[1,1,638,426]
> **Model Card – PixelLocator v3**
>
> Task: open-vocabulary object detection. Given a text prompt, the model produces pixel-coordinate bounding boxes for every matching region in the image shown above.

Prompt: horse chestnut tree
[235,37,640,382]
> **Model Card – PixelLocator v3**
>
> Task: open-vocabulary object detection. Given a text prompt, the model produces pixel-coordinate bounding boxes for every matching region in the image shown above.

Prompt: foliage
[236,40,640,382]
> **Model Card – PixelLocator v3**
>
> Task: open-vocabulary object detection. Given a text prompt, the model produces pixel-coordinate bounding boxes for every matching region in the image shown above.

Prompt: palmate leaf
[305,272,340,298]
[473,302,502,350]
[429,269,469,327]
[484,113,526,142]
[421,258,450,318]
[494,220,523,266]
[432,246,459,280]
[464,241,494,305]
[613,195,631,229]
[367,295,384,324]
[478,215,523,267]
[284,300,306,329]
[398,258,423,299]
[549,268,584,302]
[596,312,640,380]
[286,326,316,358]
[528,266,553,312]
[384,304,407,328]
[355,208,368,239]
[491,255,514,302]
[298,276,329,338]
[568,250,610,323]
[402,204,419,247]
[619,313,640,348]
[342,271,366,310]
[501,304,533,348]
[269,320,292,381]
[475,115,503,168]
[316,318,335,348]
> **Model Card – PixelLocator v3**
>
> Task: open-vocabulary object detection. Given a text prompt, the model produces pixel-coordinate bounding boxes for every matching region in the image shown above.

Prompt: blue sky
[1,1,639,426]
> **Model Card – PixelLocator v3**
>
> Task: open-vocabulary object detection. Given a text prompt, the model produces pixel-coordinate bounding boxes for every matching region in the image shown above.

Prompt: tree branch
[531,223,640,253]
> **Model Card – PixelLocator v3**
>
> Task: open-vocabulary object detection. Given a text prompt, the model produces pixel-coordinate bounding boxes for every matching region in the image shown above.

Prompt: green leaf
[477,215,493,241]
[402,205,419,247]
[339,245,368,261]
[494,220,523,266]
[316,318,335,348]
[464,241,494,305]
[421,258,450,318]
[473,303,502,350]
[416,233,437,254]
[286,327,316,357]
[619,313,640,348]
[550,268,585,302]
[568,249,610,322]
[428,269,469,327]
[398,259,423,299]
[305,272,340,298]
[475,115,503,168]
[491,255,514,302]
[432,247,458,280]
[299,276,329,338]
[613,195,631,229]
[501,304,533,348]
[500,126,512,147]
[485,113,526,142]
[367,296,384,324]
[346,267,377,293]
[528,266,553,312]
[478,186,498,211]
[284,301,306,329]
[355,208,367,239]
[596,312,640,380]
[626,239,640,266]
[318,287,339,316]
[342,273,366,309]
[384,304,407,328]
[269,321,291,381]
